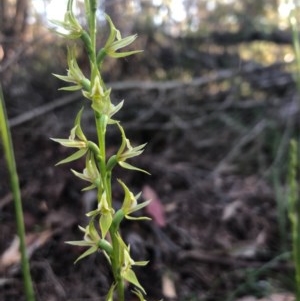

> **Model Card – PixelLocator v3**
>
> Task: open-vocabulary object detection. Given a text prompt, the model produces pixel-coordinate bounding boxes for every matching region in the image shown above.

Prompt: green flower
[103,15,143,58]
[118,179,151,221]
[53,46,90,92]
[132,289,148,301]
[51,107,90,165]
[116,233,148,293]
[71,152,101,190]
[50,0,83,39]
[82,74,124,119]
[82,75,111,114]
[66,219,113,263]
[66,220,100,263]
[86,191,114,238]
[105,284,116,301]
[116,123,149,173]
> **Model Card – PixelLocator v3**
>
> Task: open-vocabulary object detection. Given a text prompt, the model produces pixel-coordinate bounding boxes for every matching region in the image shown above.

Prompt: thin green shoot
[50,1,148,300]
[288,139,300,301]
[272,167,288,252]
[290,4,300,95]
[0,86,36,301]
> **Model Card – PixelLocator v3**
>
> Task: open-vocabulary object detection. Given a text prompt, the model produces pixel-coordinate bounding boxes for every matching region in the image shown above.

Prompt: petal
[52,73,75,83]
[59,85,82,91]
[104,14,118,48]
[74,107,87,141]
[132,289,147,301]
[109,50,143,58]
[51,138,86,148]
[71,168,90,182]
[55,148,87,165]
[81,184,97,191]
[122,269,146,294]
[105,284,116,301]
[65,240,93,247]
[118,161,150,174]
[110,35,138,51]
[100,213,113,238]
[74,245,98,263]
[133,260,149,267]
[109,100,124,118]
[125,215,151,221]
[128,200,151,214]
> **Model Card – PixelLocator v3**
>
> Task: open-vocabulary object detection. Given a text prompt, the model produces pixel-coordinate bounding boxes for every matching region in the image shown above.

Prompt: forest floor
[0,62,298,301]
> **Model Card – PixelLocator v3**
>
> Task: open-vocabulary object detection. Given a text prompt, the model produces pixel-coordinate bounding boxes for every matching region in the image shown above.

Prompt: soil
[0,61,297,301]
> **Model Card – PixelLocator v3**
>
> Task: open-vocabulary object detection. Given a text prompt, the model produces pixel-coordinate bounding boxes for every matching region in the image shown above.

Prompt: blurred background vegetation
[1,0,300,175]
[0,0,297,89]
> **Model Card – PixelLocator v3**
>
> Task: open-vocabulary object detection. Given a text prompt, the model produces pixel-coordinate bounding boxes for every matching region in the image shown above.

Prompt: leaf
[0,236,20,268]
[162,271,177,299]
[143,185,166,227]
[0,231,53,269]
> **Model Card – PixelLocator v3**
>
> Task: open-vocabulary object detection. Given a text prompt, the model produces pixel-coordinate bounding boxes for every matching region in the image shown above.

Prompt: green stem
[94,109,124,301]
[290,8,300,97]
[89,0,97,51]
[94,105,125,301]
[109,228,125,301]
[94,112,107,174]
[88,0,98,83]
[55,2,143,300]
[96,48,107,66]
[0,87,35,301]
[288,139,300,301]
[80,31,94,63]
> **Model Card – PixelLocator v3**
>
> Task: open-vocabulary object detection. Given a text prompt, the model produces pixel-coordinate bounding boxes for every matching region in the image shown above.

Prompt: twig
[0,35,47,73]
[213,120,267,175]
[178,249,292,270]
[8,63,287,129]
[9,92,81,128]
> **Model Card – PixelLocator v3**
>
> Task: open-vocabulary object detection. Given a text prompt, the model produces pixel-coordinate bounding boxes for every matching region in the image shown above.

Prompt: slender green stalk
[272,167,287,252]
[288,5,300,300]
[288,139,300,301]
[50,1,148,301]
[290,5,300,95]
[0,86,35,301]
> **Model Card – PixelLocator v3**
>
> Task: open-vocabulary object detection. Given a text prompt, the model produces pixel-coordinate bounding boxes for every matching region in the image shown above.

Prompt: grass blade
[0,86,35,301]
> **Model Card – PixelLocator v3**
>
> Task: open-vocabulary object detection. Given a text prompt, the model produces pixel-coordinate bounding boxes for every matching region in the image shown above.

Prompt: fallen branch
[213,119,267,175]
[8,62,290,129]
[178,249,292,270]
